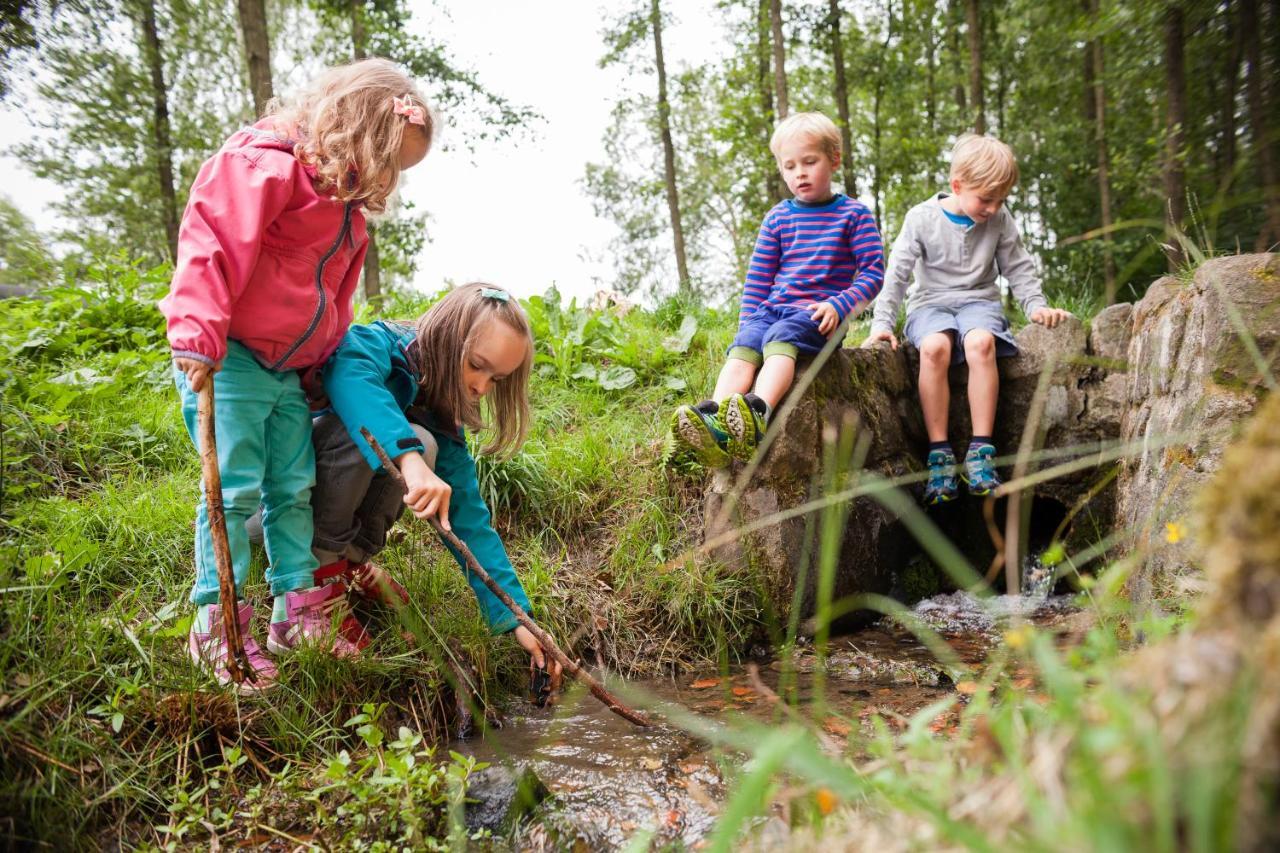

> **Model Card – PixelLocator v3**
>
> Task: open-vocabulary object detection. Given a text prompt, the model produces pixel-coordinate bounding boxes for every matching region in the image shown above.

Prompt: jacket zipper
[271,201,353,370]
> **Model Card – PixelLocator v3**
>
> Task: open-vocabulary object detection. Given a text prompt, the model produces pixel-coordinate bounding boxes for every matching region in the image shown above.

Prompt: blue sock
[194,603,213,633]
[928,441,953,460]
[272,593,290,623]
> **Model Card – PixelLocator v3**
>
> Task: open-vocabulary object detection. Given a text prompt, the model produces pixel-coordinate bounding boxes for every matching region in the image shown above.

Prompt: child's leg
[917,332,954,443]
[259,374,320,599]
[962,330,998,437]
[176,349,273,607]
[752,353,796,409]
[711,356,758,402]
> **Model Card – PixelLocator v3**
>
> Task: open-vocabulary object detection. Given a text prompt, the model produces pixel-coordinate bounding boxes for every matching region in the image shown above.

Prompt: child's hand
[515,624,563,682]
[1029,307,1072,328]
[174,357,221,392]
[863,329,899,350]
[809,301,840,336]
[398,451,452,530]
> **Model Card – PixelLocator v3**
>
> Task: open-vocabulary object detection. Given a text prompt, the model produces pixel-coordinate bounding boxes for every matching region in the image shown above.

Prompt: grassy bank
[0,258,771,844]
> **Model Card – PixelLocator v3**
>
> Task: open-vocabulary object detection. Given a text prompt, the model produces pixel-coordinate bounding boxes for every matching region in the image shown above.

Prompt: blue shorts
[727,303,834,366]
[904,301,1018,365]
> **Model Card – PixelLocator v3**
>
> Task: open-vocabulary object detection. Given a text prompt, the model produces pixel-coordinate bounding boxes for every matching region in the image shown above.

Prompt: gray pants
[247,414,438,566]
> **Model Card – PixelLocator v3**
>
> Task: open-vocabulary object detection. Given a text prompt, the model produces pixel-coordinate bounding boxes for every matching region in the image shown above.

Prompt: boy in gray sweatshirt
[866,134,1070,505]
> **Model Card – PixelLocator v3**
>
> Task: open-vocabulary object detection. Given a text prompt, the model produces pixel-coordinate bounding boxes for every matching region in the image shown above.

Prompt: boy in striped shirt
[670,112,885,468]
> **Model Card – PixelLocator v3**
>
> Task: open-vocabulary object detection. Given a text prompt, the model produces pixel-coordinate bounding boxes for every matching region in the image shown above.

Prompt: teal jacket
[322,320,532,634]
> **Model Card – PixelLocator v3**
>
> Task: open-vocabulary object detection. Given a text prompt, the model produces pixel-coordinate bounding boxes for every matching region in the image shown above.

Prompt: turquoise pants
[176,341,318,605]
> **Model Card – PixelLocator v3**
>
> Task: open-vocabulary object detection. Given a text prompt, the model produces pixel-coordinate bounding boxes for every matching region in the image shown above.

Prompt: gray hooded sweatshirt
[869,193,1048,334]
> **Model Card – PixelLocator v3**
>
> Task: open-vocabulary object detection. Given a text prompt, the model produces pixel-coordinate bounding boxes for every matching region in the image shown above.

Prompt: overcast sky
[0,0,729,302]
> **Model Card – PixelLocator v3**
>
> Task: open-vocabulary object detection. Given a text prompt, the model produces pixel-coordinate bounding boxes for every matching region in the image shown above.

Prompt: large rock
[1117,254,1280,603]
[703,254,1280,623]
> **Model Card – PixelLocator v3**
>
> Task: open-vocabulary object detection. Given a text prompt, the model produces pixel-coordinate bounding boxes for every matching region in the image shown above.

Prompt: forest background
[2,0,1280,848]
[2,0,1277,311]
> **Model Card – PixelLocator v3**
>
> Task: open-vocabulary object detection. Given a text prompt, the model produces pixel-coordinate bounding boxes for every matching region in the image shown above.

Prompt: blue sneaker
[670,404,731,469]
[924,448,959,505]
[963,443,1002,495]
[720,393,767,462]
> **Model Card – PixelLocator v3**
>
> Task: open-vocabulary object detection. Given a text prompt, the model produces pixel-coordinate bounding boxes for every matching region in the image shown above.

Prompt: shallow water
[454,590,1086,850]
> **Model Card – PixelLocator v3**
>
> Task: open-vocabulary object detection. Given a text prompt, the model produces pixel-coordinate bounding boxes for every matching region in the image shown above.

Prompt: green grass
[0,260,764,845]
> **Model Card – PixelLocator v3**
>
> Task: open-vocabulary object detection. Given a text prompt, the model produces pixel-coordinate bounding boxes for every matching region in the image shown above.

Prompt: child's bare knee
[964,331,996,360]
[920,334,952,367]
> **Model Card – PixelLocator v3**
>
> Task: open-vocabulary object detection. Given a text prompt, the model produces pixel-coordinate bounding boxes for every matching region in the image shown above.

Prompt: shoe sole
[720,396,761,461]
[674,408,730,468]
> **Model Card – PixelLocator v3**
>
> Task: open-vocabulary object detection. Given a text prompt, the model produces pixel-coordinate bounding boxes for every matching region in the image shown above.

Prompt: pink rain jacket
[159,121,369,373]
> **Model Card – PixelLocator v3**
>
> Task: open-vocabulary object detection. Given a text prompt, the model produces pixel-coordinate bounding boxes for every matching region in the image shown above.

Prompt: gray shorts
[904,301,1019,365]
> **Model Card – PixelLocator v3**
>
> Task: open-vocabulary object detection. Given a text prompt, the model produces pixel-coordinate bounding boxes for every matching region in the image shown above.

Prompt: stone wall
[704,253,1279,623]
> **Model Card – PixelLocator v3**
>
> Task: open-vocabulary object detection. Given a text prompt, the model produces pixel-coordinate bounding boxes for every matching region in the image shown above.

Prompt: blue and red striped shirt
[739,195,885,324]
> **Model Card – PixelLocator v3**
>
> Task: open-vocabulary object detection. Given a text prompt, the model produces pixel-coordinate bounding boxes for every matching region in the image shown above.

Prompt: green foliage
[0,196,58,285]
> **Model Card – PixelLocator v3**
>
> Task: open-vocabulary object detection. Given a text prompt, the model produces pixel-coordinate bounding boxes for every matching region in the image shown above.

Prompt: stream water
[455,583,1086,850]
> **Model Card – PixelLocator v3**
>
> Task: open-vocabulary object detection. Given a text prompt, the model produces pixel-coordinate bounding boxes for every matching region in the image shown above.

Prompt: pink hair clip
[392,95,426,126]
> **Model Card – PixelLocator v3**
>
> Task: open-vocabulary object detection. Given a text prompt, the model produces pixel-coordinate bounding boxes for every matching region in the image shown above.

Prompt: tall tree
[1087,0,1117,300]
[1240,0,1280,248]
[827,0,856,195]
[135,0,178,261]
[966,0,984,133]
[871,0,894,223]
[770,0,788,119]
[236,0,273,116]
[948,0,966,111]
[651,0,690,291]
[1163,2,1187,268]
[757,0,782,203]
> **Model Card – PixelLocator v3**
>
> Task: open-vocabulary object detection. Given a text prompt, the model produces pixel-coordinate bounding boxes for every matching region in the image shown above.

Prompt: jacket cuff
[171,349,215,366]
[1020,295,1049,315]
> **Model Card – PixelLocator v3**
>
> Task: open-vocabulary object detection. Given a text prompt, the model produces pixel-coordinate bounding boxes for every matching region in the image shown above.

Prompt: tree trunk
[1215,1,1240,187]
[966,0,984,134]
[1088,0,1117,301]
[756,0,782,204]
[949,0,966,110]
[991,8,1005,134]
[872,2,894,224]
[652,0,690,291]
[924,4,938,134]
[827,0,855,195]
[1163,3,1187,269]
[236,0,273,116]
[757,0,782,204]
[136,0,178,262]
[770,0,788,119]
[1241,0,1280,249]
[349,0,382,304]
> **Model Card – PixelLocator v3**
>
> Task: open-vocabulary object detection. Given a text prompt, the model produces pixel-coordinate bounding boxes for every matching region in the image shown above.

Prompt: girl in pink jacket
[159,59,433,693]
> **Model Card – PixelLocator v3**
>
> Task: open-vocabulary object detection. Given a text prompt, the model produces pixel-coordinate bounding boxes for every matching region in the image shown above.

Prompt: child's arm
[160,152,296,372]
[868,212,922,344]
[433,438,535,636]
[995,212,1050,318]
[738,215,781,324]
[323,326,431,473]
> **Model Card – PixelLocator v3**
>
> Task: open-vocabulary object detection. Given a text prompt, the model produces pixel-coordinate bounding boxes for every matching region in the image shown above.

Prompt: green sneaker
[720,393,766,462]
[670,404,731,469]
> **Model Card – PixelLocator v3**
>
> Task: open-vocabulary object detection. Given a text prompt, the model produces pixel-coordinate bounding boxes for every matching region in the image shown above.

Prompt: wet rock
[464,763,550,834]
[1117,254,1280,603]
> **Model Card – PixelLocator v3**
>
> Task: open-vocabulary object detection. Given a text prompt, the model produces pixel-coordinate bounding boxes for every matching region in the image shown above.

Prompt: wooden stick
[198,382,255,685]
[360,427,652,727]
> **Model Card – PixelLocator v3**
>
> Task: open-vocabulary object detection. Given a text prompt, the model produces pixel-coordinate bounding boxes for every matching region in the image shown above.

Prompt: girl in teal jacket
[310,283,560,677]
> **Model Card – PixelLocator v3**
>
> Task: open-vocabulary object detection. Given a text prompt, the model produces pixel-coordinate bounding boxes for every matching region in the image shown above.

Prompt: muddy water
[454,591,1087,850]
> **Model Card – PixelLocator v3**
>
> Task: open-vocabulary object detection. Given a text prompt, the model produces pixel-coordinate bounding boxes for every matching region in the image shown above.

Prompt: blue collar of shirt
[941,207,975,228]
[786,193,844,212]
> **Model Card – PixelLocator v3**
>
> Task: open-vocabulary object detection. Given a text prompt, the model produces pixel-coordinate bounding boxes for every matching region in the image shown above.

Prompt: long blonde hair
[267,58,434,213]
[416,283,533,459]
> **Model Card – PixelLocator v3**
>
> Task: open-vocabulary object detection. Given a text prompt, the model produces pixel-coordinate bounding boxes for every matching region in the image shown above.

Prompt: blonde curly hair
[267,58,435,213]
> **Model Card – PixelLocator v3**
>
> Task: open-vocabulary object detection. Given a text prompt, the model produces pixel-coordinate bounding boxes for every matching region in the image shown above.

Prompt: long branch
[198,383,255,685]
[360,428,652,727]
